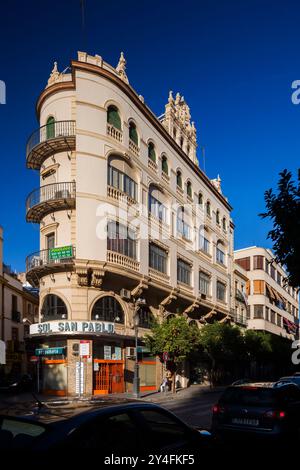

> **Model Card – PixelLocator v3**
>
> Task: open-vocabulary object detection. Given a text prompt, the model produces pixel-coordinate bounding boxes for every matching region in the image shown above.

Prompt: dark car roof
[0,399,167,426]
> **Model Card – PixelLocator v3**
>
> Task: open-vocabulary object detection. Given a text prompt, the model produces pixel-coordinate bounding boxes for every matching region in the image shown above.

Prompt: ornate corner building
[26,52,235,396]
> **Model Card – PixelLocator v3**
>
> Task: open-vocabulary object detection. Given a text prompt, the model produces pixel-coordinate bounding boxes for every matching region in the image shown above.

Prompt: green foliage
[145,316,201,365]
[260,169,300,287]
[199,322,245,365]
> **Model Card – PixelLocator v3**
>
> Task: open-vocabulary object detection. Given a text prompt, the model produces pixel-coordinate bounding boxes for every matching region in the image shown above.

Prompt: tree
[144,316,201,392]
[198,323,245,386]
[260,169,300,287]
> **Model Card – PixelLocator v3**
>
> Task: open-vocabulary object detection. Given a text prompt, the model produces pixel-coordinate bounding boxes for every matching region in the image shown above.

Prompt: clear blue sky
[0,0,299,271]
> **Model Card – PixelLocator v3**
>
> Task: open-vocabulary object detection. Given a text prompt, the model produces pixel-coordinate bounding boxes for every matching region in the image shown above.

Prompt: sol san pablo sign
[30,320,115,336]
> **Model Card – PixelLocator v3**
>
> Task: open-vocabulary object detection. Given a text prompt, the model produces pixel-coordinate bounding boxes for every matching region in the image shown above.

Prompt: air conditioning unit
[126,347,136,358]
[120,288,131,300]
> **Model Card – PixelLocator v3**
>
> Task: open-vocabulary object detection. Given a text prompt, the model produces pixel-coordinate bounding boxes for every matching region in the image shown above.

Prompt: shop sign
[49,245,73,261]
[30,321,115,336]
[79,341,90,357]
[104,345,112,360]
[35,347,65,356]
[114,347,122,360]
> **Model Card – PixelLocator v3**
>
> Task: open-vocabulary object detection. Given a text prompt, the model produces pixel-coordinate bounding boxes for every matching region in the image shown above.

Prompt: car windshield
[0,417,46,449]
[221,387,277,406]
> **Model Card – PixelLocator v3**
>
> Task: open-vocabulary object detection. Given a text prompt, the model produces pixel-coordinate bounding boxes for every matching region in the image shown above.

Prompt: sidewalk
[0,383,226,407]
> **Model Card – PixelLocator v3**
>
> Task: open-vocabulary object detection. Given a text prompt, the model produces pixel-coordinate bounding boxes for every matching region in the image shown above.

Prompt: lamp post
[132,297,145,398]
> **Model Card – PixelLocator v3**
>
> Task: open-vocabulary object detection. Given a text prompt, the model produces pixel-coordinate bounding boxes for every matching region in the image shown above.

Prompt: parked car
[0,399,212,455]
[274,376,300,389]
[0,374,33,394]
[212,382,300,444]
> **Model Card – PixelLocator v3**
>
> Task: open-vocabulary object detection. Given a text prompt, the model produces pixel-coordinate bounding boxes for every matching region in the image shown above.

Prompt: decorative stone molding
[183,300,200,316]
[116,52,129,84]
[47,62,61,87]
[91,269,105,288]
[76,268,89,287]
[131,277,149,299]
[210,175,222,194]
[159,288,179,315]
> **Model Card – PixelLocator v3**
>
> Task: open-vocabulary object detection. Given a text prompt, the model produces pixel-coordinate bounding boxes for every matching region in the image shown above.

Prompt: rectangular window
[11,327,18,342]
[271,310,276,324]
[149,195,167,223]
[177,217,191,240]
[149,244,167,274]
[270,265,276,280]
[277,314,282,328]
[46,232,55,250]
[11,295,17,313]
[253,305,264,319]
[236,257,250,271]
[253,255,264,270]
[277,272,282,286]
[216,247,225,265]
[107,221,136,259]
[253,280,265,295]
[217,281,226,302]
[199,235,210,254]
[265,307,270,322]
[199,272,211,296]
[177,259,191,286]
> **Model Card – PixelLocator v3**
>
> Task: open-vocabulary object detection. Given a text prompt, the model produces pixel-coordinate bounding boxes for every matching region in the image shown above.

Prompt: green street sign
[35,347,65,356]
[49,246,73,261]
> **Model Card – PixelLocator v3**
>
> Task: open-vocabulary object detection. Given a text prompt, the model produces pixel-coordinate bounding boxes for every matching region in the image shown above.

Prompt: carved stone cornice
[76,269,89,287]
[91,269,105,288]
[183,300,200,317]
[159,288,179,315]
[131,276,149,299]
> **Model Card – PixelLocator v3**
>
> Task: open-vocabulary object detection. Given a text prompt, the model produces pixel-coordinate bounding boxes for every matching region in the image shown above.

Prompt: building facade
[0,226,39,376]
[231,262,248,328]
[25,52,234,396]
[234,247,299,339]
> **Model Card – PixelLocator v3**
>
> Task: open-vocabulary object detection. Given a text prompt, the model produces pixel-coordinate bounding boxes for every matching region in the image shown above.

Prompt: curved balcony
[26,245,76,287]
[26,182,76,223]
[26,120,76,169]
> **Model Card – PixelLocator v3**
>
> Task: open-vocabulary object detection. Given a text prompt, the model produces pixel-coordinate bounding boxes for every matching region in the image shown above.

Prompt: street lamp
[133,297,145,398]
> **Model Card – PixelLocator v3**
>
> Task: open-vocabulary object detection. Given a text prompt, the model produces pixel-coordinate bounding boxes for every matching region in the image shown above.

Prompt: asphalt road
[142,385,224,430]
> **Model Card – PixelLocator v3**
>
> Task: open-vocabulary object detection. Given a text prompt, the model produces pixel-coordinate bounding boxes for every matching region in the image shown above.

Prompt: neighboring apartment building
[25,51,234,396]
[0,226,39,376]
[234,247,299,339]
[231,261,248,327]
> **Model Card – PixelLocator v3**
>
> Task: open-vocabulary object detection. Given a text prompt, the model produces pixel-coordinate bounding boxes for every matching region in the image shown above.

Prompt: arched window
[187,145,190,156]
[46,116,55,140]
[180,136,184,148]
[129,122,138,145]
[92,296,124,323]
[148,142,156,162]
[216,241,225,265]
[149,184,168,223]
[198,193,203,206]
[108,155,137,201]
[161,155,168,175]
[107,105,121,130]
[222,217,227,231]
[177,206,191,240]
[187,181,193,199]
[206,201,211,217]
[138,307,154,329]
[216,210,220,225]
[41,294,67,322]
[176,170,182,188]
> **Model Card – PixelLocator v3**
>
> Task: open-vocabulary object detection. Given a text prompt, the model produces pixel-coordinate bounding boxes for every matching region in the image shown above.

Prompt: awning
[283,318,298,335]
[266,284,276,302]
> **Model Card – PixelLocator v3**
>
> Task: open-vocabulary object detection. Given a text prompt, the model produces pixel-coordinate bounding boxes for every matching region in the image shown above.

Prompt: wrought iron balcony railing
[26,245,76,287]
[26,182,76,223]
[26,120,76,169]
